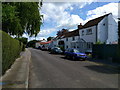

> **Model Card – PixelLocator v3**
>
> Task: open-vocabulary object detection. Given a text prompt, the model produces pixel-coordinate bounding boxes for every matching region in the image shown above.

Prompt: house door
[58,40,65,51]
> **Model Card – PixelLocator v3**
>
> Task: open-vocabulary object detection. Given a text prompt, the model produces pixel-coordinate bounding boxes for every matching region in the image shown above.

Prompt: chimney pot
[78,23,83,29]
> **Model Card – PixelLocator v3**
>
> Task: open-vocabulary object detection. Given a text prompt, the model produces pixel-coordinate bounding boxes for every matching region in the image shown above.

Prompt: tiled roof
[64,29,79,38]
[82,13,111,29]
[39,40,53,44]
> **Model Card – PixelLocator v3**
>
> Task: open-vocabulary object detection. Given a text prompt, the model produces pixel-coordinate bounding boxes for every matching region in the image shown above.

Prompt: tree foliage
[27,40,38,48]
[2,2,43,37]
[47,36,54,41]
[57,28,69,36]
[15,37,28,45]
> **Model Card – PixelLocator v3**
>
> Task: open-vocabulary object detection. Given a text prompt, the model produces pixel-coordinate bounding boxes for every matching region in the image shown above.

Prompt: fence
[92,44,120,63]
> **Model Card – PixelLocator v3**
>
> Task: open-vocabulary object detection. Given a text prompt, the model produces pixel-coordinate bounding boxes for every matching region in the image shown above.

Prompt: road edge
[25,48,31,89]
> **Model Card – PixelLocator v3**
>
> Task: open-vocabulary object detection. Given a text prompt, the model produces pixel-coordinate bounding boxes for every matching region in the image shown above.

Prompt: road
[28,48,119,88]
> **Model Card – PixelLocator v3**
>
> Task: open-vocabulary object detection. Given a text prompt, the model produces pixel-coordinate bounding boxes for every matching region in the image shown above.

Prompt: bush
[15,37,28,45]
[27,40,38,48]
[1,31,24,75]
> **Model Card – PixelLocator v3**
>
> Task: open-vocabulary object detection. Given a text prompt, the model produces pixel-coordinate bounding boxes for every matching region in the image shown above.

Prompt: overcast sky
[23,1,119,41]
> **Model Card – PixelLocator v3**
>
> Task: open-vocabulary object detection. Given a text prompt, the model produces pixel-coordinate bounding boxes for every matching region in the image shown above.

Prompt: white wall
[64,36,79,50]
[54,36,80,50]
[79,26,97,43]
[107,14,118,44]
[49,40,58,48]
[35,42,40,48]
[97,16,108,43]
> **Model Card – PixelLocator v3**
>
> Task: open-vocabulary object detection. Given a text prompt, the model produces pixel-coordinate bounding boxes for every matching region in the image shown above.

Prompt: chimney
[78,23,83,29]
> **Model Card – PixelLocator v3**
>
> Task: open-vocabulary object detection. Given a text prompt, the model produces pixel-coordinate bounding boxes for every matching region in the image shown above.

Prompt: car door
[68,49,74,57]
[65,48,70,56]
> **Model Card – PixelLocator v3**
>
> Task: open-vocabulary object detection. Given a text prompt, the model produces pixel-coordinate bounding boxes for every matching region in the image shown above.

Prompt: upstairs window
[66,45,68,48]
[103,23,105,26]
[86,29,92,35]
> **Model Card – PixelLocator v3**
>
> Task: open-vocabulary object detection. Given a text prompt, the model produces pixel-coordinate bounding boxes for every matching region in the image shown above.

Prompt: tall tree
[2,2,43,37]
[27,40,38,48]
[47,36,54,41]
[57,28,69,36]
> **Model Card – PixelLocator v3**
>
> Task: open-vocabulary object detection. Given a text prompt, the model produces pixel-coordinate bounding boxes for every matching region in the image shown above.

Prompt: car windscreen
[74,49,80,53]
[54,48,60,50]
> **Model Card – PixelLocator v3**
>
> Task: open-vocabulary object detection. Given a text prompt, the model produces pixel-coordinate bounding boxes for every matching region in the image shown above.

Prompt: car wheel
[65,55,68,58]
[82,58,86,61]
[72,56,75,60]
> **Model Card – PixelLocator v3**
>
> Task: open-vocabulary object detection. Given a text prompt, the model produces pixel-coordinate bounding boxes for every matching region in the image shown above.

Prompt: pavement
[0,48,31,89]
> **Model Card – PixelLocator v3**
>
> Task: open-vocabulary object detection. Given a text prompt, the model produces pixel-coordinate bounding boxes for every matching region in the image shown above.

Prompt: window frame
[72,36,75,41]
[66,38,68,41]
[82,30,84,36]
[86,28,92,35]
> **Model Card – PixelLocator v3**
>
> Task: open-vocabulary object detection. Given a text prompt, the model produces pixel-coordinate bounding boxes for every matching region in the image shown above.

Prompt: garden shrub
[1,31,24,75]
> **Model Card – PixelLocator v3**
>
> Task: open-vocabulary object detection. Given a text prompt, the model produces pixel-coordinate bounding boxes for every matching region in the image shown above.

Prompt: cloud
[37,28,56,37]
[57,14,83,29]
[41,2,89,29]
[27,2,119,41]
[37,2,97,40]
[22,29,54,41]
[86,3,118,22]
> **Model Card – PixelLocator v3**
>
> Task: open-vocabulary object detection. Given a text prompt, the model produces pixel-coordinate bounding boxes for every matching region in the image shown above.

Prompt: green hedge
[92,44,120,63]
[1,31,24,75]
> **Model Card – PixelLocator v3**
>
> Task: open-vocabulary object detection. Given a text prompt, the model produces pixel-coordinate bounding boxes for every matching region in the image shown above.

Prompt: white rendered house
[49,13,118,52]
[79,13,118,44]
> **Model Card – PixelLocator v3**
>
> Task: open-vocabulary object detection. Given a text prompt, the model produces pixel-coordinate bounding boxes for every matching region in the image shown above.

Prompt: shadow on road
[60,56,85,62]
[84,65,120,74]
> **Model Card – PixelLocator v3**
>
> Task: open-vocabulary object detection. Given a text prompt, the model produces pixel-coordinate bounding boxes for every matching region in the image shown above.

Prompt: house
[79,13,118,44]
[48,13,118,52]
[57,29,80,50]
[35,39,47,48]
[49,27,92,52]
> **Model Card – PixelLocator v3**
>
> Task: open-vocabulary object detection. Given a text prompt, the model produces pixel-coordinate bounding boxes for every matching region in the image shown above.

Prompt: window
[86,29,92,35]
[72,37,75,41]
[66,45,68,48]
[103,23,105,26]
[82,30,84,36]
[74,49,80,53]
[70,49,73,52]
[66,38,68,41]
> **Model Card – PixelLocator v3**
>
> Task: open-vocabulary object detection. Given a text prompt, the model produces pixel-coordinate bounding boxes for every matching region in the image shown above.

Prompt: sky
[23,1,119,41]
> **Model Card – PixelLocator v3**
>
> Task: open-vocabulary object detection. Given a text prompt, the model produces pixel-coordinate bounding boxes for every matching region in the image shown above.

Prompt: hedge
[1,30,24,75]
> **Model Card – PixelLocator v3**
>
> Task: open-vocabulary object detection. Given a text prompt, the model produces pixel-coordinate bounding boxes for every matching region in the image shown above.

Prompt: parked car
[85,49,92,55]
[41,45,48,51]
[64,48,87,60]
[37,46,42,50]
[50,47,63,54]
[85,49,92,58]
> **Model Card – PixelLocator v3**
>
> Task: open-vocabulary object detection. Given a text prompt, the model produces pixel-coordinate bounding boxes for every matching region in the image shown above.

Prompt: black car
[50,47,63,54]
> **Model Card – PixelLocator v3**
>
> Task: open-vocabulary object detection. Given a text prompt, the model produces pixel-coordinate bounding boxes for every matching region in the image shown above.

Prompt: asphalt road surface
[28,48,119,88]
